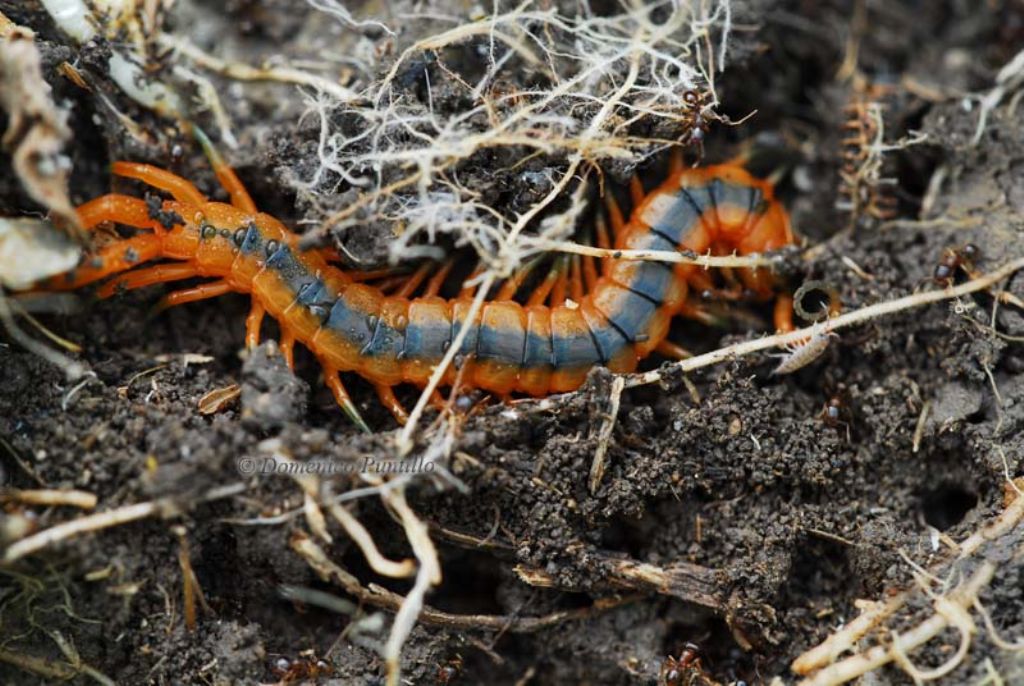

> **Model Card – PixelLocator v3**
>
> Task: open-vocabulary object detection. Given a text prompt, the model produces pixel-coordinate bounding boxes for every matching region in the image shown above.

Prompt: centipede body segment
[41,153,798,428]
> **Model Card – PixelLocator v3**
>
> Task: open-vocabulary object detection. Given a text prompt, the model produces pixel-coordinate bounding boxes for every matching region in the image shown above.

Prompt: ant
[934,243,980,286]
[820,393,853,443]
[661,642,704,686]
[436,654,464,684]
[268,652,332,684]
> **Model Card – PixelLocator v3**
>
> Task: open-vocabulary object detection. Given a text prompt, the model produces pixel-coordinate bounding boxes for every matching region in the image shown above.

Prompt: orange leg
[595,213,612,276]
[77,194,165,233]
[527,258,565,307]
[569,255,584,302]
[280,329,296,370]
[424,260,454,297]
[97,262,198,298]
[192,126,257,213]
[156,280,233,311]
[656,339,693,360]
[429,390,447,411]
[604,192,626,238]
[629,175,645,207]
[458,263,484,300]
[582,251,598,291]
[678,299,721,327]
[321,362,370,433]
[349,268,404,283]
[375,384,409,425]
[377,275,413,294]
[245,301,265,349]
[495,257,542,301]
[112,162,207,207]
[550,258,569,307]
[395,262,433,299]
[774,294,795,333]
[669,147,684,175]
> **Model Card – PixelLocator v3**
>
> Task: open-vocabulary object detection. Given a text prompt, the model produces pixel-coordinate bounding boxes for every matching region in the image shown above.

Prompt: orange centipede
[36,147,798,430]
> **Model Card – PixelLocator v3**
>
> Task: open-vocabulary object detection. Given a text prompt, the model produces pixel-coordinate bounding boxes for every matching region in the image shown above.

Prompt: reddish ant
[660,642,704,686]
[934,243,980,286]
[268,653,332,683]
[682,90,712,145]
[436,654,464,684]
[820,393,853,443]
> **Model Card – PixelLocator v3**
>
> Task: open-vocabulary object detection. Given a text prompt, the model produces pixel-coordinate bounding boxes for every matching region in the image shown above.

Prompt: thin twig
[626,255,1024,388]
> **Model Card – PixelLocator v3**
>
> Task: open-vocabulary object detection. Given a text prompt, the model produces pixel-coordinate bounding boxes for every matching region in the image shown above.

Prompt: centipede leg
[604,192,626,239]
[669,147,684,175]
[678,299,720,327]
[429,390,447,411]
[394,262,433,298]
[192,126,257,214]
[280,329,296,370]
[569,254,584,302]
[374,384,409,425]
[155,280,233,311]
[458,262,484,300]
[773,294,795,333]
[629,175,645,207]
[549,256,569,307]
[111,162,207,206]
[424,260,455,297]
[496,256,543,301]
[97,262,199,298]
[582,249,599,292]
[655,340,694,360]
[349,268,403,283]
[527,258,565,307]
[321,363,370,433]
[245,301,266,349]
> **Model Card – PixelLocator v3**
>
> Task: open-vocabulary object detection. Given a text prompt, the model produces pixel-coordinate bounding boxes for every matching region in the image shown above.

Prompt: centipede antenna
[629,175,645,207]
[191,124,257,214]
[97,262,200,299]
[424,260,455,297]
[527,257,566,307]
[154,280,233,312]
[111,162,208,207]
[77,194,165,234]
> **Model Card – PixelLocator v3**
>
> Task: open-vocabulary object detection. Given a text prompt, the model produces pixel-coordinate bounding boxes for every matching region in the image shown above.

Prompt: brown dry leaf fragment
[0,28,83,241]
[198,384,241,415]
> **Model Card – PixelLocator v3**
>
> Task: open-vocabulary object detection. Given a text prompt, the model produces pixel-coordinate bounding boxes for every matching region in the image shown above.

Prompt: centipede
[35,146,798,430]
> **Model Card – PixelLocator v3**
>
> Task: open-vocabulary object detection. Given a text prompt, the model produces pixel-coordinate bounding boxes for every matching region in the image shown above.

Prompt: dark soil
[3,1,1024,685]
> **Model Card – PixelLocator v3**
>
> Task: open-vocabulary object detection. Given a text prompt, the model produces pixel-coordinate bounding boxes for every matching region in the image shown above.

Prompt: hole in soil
[921,484,978,530]
[786,537,852,602]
